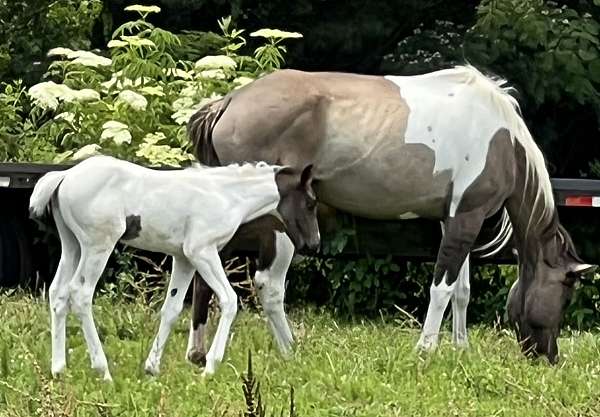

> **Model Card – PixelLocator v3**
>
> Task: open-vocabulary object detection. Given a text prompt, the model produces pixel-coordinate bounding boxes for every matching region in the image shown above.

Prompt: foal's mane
[185,161,276,176]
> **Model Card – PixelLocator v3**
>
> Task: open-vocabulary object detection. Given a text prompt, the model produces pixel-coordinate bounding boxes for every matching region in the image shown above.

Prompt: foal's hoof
[187,350,207,367]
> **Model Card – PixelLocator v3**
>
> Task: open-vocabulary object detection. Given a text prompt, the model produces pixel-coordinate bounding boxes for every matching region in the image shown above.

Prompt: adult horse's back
[188,66,594,363]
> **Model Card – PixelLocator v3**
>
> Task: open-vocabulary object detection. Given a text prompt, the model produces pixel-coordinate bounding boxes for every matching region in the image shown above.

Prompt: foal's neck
[228,171,280,222]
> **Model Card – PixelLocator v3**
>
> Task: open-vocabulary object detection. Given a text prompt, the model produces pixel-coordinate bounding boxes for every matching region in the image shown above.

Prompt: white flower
[72,144,101,160]
[250,29,303,39]
[119,35,156,48]
[194,55,237,70]
[67,88,101,103]
[233,76,254,88]
[101,121,132,145]
[125,5,161,14]
[54,112,75,123]
[163,68,193,79]
[28,82,99,110]
[66,50,112,67]
[107,39,128,48]
[47,47,74,57]
[117,90,148,111]
[143,132,167,144]
[139,85,165,96]
[172,96,194,111]
[171,108,199,125]
[199,69,226,79]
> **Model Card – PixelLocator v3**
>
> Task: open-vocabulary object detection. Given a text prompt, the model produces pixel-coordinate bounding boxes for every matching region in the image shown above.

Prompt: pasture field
[0,294,599,417]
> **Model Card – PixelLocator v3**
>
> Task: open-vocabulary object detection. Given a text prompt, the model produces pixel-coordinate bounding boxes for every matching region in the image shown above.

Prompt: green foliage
[0,0,103,83]
[467,0,600,110]
[2,299,600,416]
[1,5,303,166]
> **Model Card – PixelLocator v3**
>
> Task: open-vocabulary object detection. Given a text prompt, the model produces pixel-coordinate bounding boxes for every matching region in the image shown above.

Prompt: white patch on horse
[385,65,553,221]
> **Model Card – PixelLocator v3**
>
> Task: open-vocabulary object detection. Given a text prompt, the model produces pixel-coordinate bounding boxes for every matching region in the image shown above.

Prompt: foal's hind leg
[69,244,117,381]
[145,255,196,375]
[186,273,213,366]
[49,208,80,377]
[417,212,484,351]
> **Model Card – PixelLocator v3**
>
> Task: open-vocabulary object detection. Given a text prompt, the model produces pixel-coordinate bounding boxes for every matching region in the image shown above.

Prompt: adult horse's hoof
[187,349,207,367]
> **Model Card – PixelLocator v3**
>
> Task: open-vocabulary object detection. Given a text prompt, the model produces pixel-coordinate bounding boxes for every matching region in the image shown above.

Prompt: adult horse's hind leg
[186,273,213,366]
[451,255,470,347]
[49,207,81,377]
[417,211,485,351]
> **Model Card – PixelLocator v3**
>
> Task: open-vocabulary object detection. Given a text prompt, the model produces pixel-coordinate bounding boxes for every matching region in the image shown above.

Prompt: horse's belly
[315,142,452,220]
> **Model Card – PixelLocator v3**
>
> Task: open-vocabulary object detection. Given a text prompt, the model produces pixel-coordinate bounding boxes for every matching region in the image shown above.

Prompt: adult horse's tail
[472,208,513,258]
[187,96,232,166]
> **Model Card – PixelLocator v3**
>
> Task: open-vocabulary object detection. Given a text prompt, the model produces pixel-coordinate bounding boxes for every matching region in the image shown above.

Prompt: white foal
[29,155,319,380]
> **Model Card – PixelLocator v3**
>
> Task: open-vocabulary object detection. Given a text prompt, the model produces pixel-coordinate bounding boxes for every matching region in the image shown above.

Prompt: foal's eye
[307,199,317,210]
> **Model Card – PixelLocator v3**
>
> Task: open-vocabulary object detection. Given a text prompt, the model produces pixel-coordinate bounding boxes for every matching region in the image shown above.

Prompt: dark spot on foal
[122,215,142,240]
[80,275,85,284]
[448,92,455,97]
[465,154,470,161]
[171,288,178,297]
[427,126,432,132]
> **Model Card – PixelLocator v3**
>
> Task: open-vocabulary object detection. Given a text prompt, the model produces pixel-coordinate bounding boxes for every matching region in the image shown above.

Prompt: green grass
[1,294,600,417]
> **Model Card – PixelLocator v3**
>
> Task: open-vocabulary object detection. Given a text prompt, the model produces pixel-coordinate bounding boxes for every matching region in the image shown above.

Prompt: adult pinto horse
[188,65,595,363]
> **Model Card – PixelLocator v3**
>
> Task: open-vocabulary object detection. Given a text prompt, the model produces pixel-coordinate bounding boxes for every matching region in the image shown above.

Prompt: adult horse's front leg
[145,255,196,375]
[254,231,295,355]
[417,211,485,351]
[186,273,212,366]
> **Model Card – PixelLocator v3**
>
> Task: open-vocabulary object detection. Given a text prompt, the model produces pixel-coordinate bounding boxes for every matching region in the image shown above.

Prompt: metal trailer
[2,162,600,286]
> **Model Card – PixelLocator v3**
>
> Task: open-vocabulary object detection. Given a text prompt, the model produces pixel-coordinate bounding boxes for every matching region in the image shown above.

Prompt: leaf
[579,48,598,62]
[588,60,600,83]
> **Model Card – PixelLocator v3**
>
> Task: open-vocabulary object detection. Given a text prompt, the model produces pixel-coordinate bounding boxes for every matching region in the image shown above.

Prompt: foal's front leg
[145,255,196,375]
[187,246,238,376]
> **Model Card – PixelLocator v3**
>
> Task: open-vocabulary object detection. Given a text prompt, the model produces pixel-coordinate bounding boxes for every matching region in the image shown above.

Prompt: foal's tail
[472,208,513,258]
[29,170,68,218]
[187,96,232,166]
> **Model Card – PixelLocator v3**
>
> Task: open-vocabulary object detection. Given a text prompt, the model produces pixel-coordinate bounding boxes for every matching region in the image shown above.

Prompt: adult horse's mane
[448,65,555,237]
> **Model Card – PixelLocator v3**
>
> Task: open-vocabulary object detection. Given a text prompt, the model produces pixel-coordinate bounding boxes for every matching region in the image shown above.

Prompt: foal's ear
[300,164,314,189]
[273,165,294,176]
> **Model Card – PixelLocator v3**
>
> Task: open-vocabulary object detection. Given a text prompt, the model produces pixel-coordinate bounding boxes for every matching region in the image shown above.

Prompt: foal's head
[507,227,595,364]
[274,164,320,254]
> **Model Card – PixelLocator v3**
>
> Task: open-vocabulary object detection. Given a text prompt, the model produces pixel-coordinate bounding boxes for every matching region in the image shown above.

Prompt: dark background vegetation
[2,0,600,327]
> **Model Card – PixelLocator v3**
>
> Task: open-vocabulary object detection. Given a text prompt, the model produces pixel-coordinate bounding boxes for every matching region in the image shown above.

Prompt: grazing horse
[188,65,595,363]
[29,155,319,380]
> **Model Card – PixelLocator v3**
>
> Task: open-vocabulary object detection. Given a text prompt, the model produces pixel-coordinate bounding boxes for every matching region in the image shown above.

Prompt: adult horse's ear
[568,263,597,277]
[300,164,314,188]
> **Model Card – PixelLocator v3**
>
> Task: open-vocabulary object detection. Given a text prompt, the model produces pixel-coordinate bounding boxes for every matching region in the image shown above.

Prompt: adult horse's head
[506,226,596,364]
[274,164,320,254]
